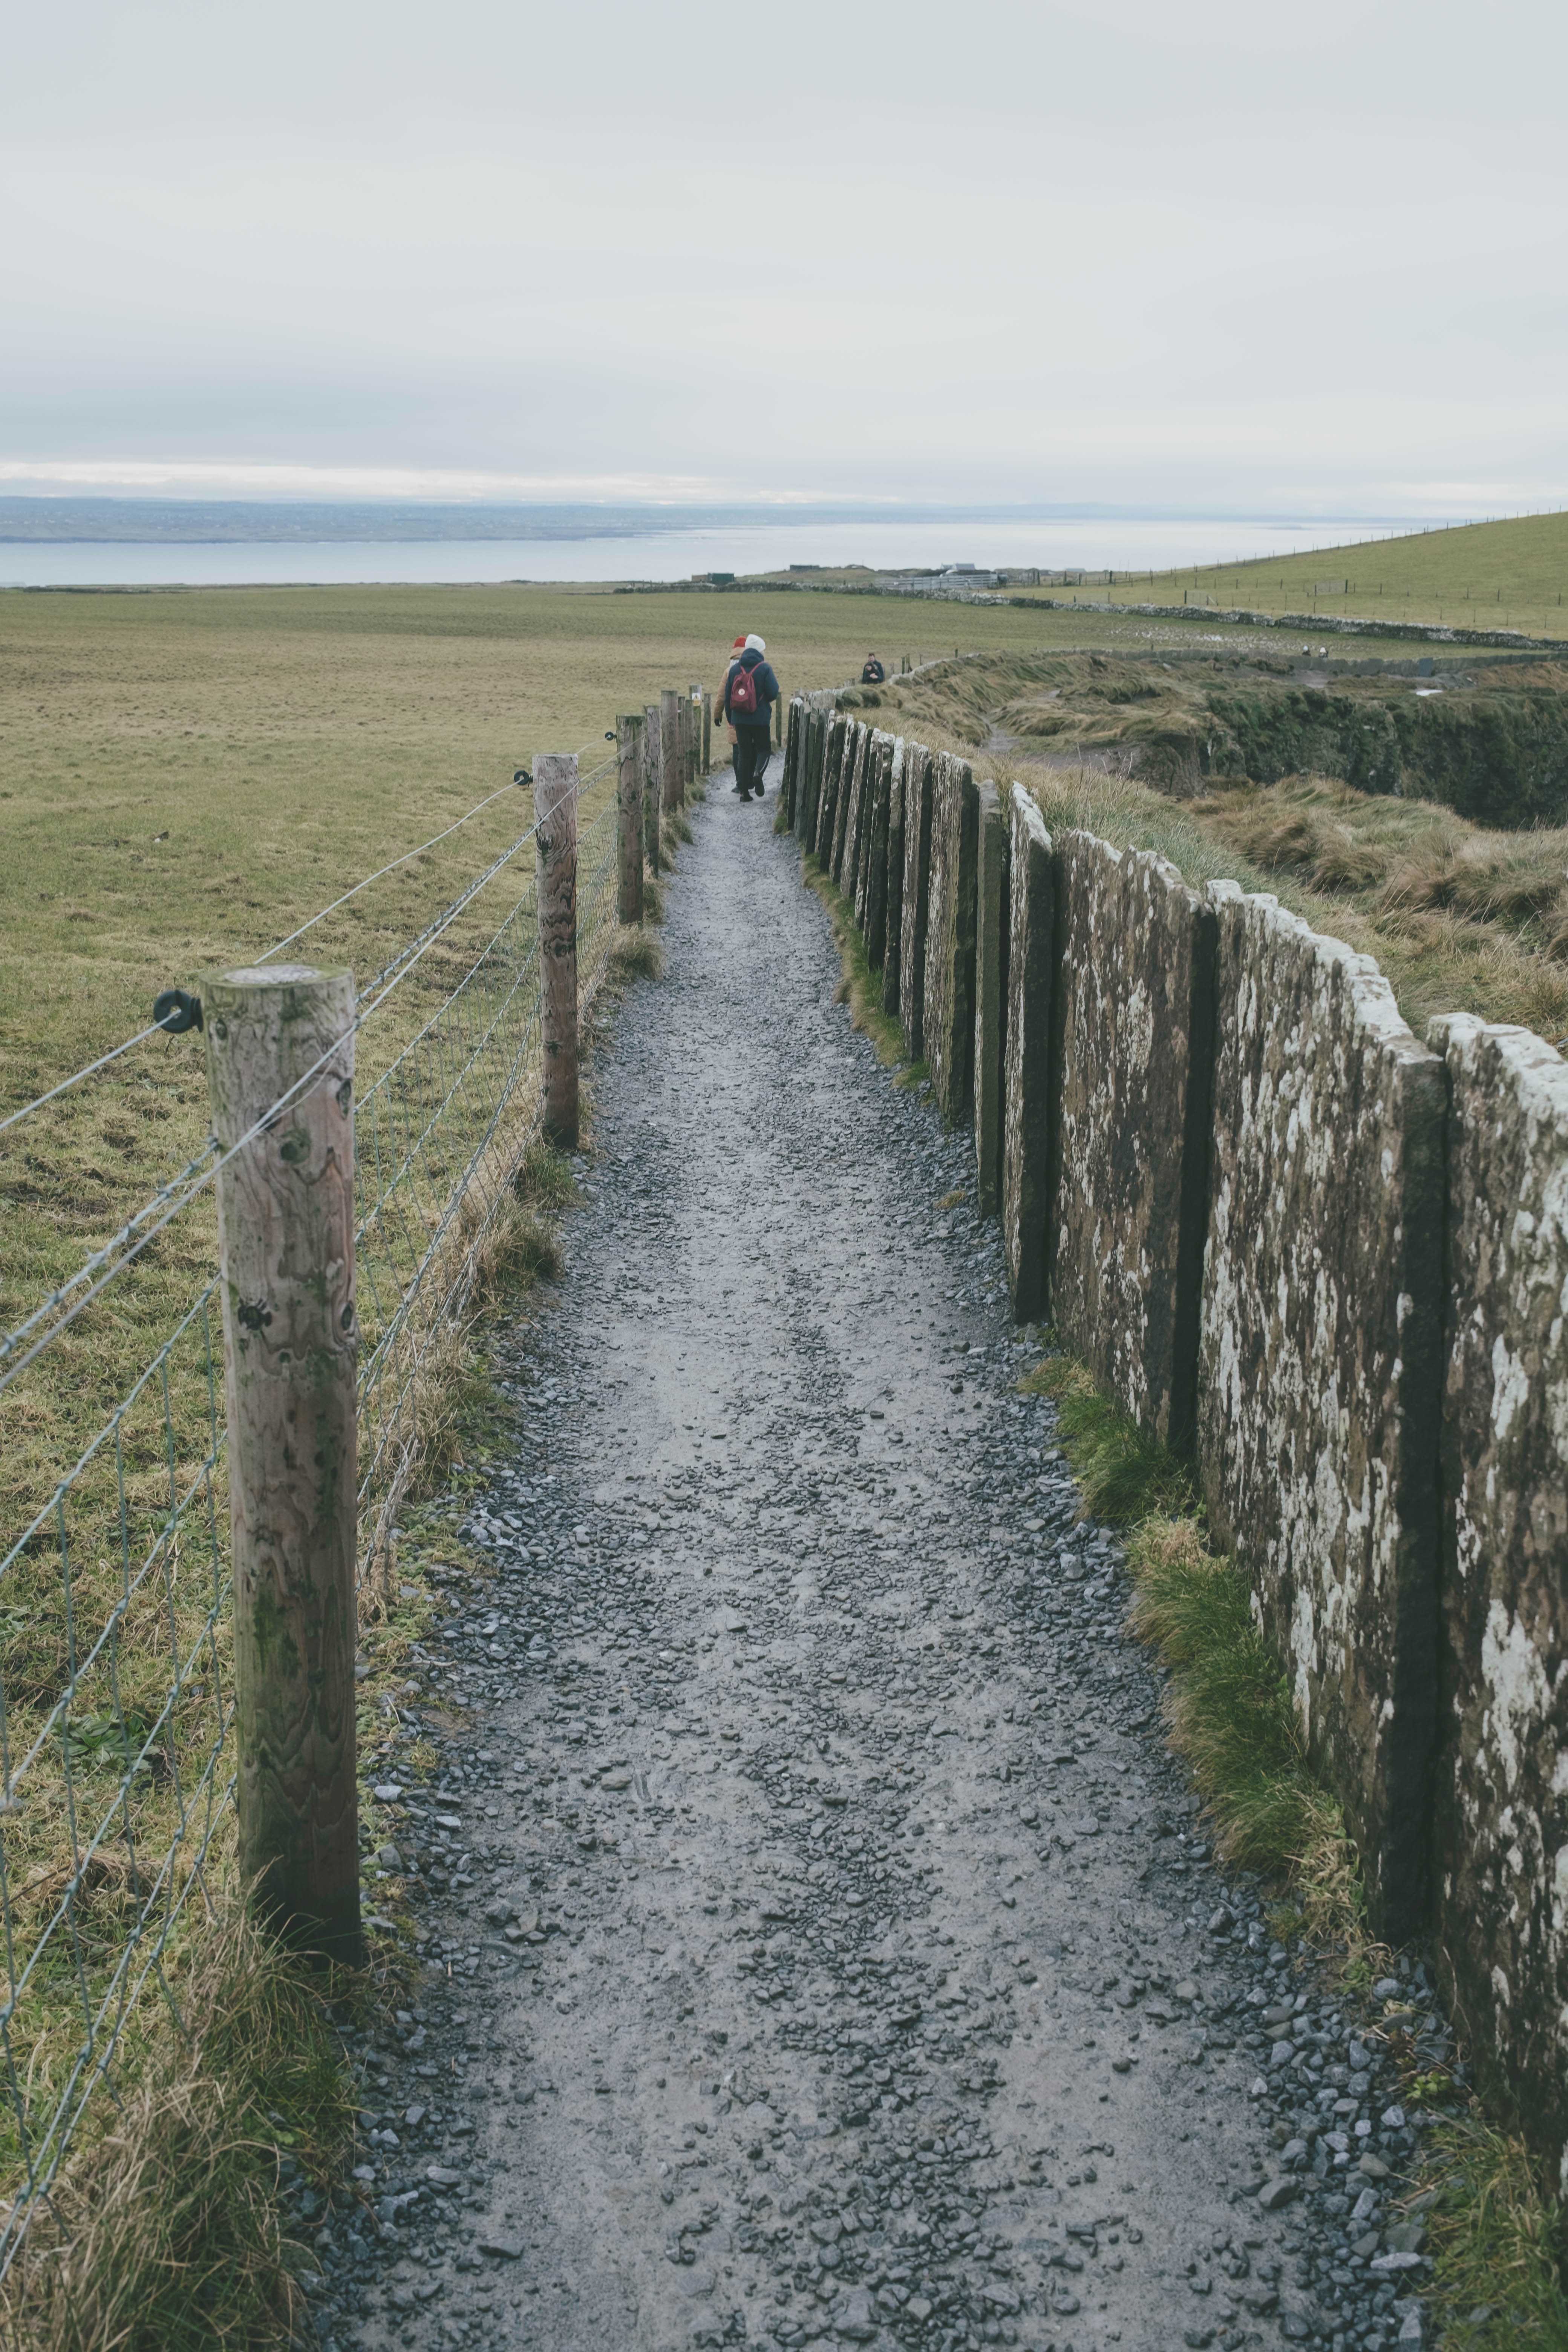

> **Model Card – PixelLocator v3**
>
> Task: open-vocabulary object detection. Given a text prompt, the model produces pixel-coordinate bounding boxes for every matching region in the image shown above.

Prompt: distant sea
[0,510,1442,590]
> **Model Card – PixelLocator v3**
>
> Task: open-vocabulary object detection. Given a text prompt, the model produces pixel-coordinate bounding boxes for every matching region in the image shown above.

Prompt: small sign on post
[204,962,362,1967]
[534,753,580,1148]
[617,714,645,925]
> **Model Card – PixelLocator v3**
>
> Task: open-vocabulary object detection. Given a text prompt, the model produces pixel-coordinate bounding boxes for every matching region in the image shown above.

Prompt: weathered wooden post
[534,753,579,1147]
[205,962,362,1967]
[617,714,645,925]
[643,701,662,876]
[661,689,682,814]
[701,688,712,774]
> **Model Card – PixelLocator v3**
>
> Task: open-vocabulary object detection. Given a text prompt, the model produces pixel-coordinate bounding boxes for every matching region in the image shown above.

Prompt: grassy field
[1037,507,1568,637]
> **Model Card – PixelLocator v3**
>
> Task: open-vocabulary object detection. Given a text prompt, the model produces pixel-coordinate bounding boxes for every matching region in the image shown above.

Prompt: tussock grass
[801,858,906,1069]
[1020,1351,1363,1942]
[1019,1354,1196,1526]
[0,1902,355,2352]
[1413,2110,1568,2350]
[608,926,663,982]
[513,1135,577,1216]
[1025,1344,1568,2316]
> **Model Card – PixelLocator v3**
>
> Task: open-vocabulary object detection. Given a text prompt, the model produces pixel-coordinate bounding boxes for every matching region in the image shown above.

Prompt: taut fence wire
[0,735,636,2274]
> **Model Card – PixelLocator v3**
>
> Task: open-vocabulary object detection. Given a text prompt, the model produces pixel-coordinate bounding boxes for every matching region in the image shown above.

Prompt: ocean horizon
[0,506,1462,590]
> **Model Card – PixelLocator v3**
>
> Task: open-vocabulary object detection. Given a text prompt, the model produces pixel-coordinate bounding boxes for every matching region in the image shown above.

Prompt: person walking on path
[719,631,779,802]
[719,635,745,784]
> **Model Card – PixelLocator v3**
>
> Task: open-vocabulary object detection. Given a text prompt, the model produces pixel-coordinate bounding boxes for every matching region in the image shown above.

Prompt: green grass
[1022,1347,1568,2332]
[0,1901,358,2351]
[800,855,920,1077]
[1018,1353,1196,1525]
[1019,1353,1360,1937]
[1415,2110,1568,2350]
[1094,508,1568,638]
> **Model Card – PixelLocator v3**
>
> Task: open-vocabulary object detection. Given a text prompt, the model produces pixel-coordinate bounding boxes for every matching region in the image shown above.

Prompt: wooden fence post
[534,753,579,1148]
[701,688,712,775]
[688,686,702,793]
[643,701,662,875]
[204,962,362,1966]
[617,714,645,925]
[661,689,683,813]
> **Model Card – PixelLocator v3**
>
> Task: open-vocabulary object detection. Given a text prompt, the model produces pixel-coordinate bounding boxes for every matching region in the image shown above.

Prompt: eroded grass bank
[858,653,1568,1041]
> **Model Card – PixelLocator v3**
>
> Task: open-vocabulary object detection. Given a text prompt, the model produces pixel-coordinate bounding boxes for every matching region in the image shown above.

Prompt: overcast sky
[4,0,1564,516]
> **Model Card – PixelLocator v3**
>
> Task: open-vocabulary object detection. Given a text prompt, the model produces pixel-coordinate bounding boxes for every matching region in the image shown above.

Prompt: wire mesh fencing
[0,738,637,2272]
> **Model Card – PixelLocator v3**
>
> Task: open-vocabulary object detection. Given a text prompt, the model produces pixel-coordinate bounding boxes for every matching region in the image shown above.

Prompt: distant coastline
[0,496,1432,547]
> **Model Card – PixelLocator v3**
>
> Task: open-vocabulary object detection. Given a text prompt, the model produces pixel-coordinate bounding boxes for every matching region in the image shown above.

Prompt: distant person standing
[861,652,886,684]
[720,633,779,803]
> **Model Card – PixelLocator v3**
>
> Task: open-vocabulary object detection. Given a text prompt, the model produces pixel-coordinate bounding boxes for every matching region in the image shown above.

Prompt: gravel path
[315,758,1439,2352]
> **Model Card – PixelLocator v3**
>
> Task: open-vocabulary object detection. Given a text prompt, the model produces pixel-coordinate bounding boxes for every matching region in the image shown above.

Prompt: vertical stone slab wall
[852,732,884,933]
[1002,786,1054,1322]
[799,708,828,848]
[1428,1015,1568,2179]
[835,723,870,893]
[827,721,858,881]
[815,716,847,866]
[781,697,805,830]
[923,753,980,1123]
[1050,831,1216,1454]
[1199,887,1445,1940]
[880,741,907,1017]
[862,735,895,971]
[898,744,936,1061]
[973,781,1009,1217]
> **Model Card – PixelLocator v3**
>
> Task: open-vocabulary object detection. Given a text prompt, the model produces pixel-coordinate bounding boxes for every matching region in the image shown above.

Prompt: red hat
[732,635,747,649]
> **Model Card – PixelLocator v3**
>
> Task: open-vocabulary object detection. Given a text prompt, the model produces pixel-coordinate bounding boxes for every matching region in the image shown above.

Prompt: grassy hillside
[1073,508,1568,637]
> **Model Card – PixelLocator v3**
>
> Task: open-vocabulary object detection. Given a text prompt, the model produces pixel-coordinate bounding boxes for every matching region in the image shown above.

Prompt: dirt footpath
[317,758,1428,2352]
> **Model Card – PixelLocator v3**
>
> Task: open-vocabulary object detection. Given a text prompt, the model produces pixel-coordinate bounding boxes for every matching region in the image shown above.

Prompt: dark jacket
[721,648,779,726]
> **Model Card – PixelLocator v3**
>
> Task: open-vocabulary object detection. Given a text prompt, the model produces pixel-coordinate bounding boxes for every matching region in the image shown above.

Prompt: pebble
[298,764,1447,2352]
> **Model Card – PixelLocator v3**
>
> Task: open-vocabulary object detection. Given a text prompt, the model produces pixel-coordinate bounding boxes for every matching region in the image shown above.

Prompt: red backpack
[729,659,760,718]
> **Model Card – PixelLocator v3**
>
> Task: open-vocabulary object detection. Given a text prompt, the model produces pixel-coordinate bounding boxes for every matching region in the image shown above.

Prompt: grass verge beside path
[1020,1347,1568,2346]
[801,855,925,1080]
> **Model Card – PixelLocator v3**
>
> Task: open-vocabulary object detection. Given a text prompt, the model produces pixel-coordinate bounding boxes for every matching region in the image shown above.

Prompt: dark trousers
[733,726,770,798]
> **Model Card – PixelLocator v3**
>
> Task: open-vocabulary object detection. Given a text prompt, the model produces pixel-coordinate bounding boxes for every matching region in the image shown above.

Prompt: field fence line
[0,738,632,2274]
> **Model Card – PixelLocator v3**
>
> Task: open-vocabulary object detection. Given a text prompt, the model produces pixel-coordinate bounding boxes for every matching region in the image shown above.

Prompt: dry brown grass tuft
[0,1901,354,2352]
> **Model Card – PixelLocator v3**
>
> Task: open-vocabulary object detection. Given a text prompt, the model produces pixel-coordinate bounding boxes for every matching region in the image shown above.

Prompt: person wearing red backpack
[719,632,780,803]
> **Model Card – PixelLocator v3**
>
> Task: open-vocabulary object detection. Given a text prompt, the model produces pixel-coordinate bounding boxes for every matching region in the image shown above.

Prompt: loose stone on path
[310,750,1430,2352]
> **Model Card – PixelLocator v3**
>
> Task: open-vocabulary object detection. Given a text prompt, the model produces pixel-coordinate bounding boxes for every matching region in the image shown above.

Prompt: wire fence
[0,743,630,2273]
